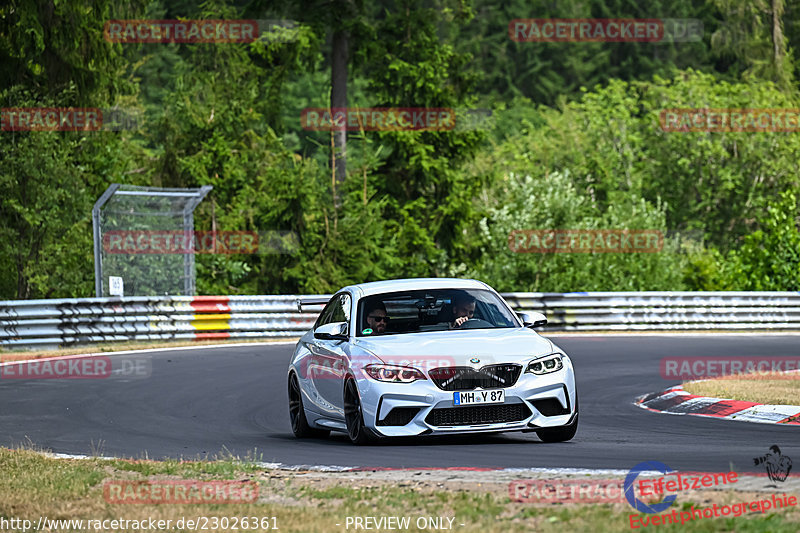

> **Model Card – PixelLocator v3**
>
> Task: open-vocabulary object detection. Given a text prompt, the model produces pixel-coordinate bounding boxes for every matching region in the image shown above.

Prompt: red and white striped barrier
[635,385,800,426]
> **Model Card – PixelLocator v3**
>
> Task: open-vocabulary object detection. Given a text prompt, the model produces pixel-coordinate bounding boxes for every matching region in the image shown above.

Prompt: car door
[308,292,352,418]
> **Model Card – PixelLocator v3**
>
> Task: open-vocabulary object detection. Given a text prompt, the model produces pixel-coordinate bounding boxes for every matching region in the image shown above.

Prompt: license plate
[453,390,505,406]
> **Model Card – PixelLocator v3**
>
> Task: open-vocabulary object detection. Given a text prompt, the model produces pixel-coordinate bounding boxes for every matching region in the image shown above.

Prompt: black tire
[343,377,373,445]
[536,399,579,443]
[288,373,330,439]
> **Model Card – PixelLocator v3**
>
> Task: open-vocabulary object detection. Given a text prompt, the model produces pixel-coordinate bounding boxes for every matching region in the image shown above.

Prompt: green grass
[683,374,800,406]
[0,447,798,532]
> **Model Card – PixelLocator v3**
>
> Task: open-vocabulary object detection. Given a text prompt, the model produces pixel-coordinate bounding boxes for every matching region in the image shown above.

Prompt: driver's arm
[452,316,469,328]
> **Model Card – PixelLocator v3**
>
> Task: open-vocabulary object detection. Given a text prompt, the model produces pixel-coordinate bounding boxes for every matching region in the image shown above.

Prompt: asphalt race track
[1,335,798,473]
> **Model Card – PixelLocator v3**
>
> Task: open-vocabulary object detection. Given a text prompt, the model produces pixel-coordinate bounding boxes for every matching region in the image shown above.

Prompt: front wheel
[536,399,579,443]
[343,377,373,445]
[288,373,330,439]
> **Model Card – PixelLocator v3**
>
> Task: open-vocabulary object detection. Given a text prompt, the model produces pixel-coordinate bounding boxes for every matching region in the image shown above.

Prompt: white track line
[0,340,298,367]
[40,452,642,475]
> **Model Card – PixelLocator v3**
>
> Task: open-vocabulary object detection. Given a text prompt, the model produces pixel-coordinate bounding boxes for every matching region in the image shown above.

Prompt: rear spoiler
[296,296,331,312]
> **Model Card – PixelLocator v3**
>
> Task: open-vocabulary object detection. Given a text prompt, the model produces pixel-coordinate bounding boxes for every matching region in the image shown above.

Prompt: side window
[341,293,352,322]
[315,293,351,328]
[328,293,351,323]
[314,299,335,329]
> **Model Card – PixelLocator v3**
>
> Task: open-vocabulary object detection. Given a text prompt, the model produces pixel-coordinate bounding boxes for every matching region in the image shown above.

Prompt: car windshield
[356,288,519,337]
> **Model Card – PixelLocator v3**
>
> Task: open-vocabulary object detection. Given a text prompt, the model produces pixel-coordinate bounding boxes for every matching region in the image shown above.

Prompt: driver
[364,301,389,334]
[451,294,476,328]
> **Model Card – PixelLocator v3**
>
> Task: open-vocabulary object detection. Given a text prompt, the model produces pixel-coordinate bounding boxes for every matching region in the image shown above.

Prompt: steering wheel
[456,318,493,329]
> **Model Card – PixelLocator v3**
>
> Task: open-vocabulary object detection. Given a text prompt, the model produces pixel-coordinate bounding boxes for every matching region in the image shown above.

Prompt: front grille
[531,398,570,416]
[429,364,522,391]
[425,403,531,427]
[377,407,420,426]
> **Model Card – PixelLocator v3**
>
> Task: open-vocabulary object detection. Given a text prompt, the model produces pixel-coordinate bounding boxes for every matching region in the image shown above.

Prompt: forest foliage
[1,0,799,298]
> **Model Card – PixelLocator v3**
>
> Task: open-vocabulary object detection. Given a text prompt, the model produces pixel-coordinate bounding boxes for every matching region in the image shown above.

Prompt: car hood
[350,328,556,367]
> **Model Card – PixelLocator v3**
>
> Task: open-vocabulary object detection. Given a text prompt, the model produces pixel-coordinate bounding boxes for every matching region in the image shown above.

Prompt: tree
[0,0,145,102]
[248,0,368,201]
[361,0,486,277]
[457,0,717,106]
[0,0,144,298]
[467,170,685,291]
[461,69,800,290]
[720,191,800,290]
[711,0,795,87]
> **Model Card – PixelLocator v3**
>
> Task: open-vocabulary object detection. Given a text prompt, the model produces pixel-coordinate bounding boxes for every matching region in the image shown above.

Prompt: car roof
[344,278,490,298]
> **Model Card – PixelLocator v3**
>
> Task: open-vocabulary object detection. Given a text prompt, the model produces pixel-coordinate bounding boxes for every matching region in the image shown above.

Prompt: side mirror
[518,311,547,328]
[314,321,349,340]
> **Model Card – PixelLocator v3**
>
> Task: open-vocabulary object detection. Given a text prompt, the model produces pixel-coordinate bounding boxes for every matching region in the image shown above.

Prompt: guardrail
[1,292,799,350]
[0,295,327,350]
[504,291,800,331]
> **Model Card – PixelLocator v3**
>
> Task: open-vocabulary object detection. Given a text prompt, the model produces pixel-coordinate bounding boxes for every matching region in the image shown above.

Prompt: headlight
[526,353,564,375]
[364,364,426,383]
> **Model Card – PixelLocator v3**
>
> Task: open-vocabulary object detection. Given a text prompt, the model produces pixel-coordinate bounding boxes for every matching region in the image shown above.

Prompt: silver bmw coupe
[288,278,578,444]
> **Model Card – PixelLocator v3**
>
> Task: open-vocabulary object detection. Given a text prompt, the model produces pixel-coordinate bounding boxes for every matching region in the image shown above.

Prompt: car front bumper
[357,363,577,437]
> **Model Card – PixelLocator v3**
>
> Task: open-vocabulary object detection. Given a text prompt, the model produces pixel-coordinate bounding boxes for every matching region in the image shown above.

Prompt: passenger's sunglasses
[368,315,389,323]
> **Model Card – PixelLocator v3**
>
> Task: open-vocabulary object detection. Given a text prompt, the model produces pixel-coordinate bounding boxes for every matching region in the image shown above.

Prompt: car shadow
[272,431,567,447]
